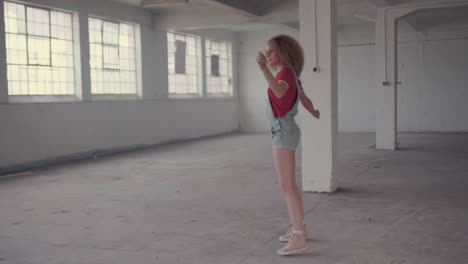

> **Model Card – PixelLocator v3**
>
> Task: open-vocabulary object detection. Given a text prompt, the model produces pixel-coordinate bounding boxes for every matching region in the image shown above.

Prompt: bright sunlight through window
[205,38,232,96]
[167,31,201,95]
[4,1,76,96]
[89,17,138,95]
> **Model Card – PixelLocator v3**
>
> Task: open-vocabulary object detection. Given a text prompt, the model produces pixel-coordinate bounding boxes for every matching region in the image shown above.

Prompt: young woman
[256,35,320,256]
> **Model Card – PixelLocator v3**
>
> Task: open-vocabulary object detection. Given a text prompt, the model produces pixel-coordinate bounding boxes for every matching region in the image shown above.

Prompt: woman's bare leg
[272,148,304,231]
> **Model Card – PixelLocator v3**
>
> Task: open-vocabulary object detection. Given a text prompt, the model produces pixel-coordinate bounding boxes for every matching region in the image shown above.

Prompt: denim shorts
[270,118,301,151]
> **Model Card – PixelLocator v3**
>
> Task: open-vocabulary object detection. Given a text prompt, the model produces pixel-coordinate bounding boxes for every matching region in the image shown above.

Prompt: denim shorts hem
[272,146,297,151]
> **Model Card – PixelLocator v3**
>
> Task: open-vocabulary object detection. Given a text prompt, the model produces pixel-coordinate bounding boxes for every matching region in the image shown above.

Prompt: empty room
[1,0,467,263]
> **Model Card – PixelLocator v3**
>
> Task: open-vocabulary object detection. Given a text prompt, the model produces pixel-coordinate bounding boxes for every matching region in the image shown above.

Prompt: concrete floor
[1,133,467,264]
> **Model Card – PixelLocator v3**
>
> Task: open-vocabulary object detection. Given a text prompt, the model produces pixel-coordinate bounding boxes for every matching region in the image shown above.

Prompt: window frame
[204,37,233,98]
[167,31,203,98]
[88,15,141,98]
[24,5,52,67]
[4,0,81,103]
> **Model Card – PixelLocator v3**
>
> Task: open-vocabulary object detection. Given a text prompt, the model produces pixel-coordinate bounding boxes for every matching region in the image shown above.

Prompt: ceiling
[105,0,468,31]
[401,4,468,32]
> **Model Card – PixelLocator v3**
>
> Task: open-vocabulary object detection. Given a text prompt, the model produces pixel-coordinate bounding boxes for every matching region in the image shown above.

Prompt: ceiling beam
[354,13,376,22]
[398,17,429,37]
[371,0,392,7]
[370,0,413,7]
[198,0,261,17]
[141,0,189,7]
[152,7,265,30]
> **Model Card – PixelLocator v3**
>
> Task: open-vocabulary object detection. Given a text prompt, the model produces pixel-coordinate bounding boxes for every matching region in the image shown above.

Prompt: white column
[0,0,8,103]
[299,0,337,193]
[79,11,92,101]
[201,37,207,97]
[375,8,397,150]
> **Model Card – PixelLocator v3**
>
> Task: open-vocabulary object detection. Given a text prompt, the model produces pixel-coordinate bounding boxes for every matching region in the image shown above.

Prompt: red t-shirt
[268,67,299,118]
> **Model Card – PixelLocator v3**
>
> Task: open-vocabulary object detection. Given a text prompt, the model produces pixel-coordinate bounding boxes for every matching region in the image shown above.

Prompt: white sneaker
[276,232,307,256]
[278,224,308,242]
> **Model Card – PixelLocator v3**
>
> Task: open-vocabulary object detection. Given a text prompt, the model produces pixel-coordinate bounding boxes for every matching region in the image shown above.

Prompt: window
[167,31,201,95]
[205,38,232,96]
[88,17,138,95]
[3,1,76,96]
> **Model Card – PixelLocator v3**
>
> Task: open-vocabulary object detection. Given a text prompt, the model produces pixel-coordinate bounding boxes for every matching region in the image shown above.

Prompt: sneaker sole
[276,247,307,256]
[279,237,309,242]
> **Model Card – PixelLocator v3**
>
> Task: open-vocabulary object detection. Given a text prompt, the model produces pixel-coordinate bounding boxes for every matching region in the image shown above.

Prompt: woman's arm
[300,89,320,119]
[256,52,288,98]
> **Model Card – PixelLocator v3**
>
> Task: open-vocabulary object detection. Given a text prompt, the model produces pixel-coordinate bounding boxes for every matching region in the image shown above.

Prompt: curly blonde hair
[268,35,304,76]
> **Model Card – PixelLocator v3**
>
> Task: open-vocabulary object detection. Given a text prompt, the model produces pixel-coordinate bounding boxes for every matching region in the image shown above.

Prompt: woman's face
[266,41,282,67]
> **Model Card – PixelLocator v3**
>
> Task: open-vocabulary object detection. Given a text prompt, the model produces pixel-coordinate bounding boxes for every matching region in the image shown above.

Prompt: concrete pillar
[201,37,207,97]
[375,8,397,150]
[0,0,8,104]
[78,11,92,101]
[299,0,337,193]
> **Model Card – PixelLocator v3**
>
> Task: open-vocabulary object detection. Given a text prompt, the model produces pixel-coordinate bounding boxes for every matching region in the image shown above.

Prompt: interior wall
[338,43,377,132]
[338,22,468,132]
[0,0,239,169]
[396,20,468,132]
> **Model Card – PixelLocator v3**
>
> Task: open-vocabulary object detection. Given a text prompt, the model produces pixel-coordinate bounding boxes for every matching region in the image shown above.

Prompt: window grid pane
[89,17,137,95]
[5,2,26,34]
[51,11,73,40]
[4,1,75,96]
[27,36,50,65]
[205,39,232,95]
[26,7,50,37]
[167,31,200,95]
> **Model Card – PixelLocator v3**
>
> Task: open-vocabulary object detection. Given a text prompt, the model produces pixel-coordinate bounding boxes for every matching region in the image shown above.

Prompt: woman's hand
[256,51,267,71]
[312,109,320,119]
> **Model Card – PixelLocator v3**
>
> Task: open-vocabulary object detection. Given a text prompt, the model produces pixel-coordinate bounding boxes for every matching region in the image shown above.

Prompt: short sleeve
[276,68,295,89]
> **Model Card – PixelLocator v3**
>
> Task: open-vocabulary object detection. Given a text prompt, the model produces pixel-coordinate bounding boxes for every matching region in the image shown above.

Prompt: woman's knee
[279,181,297,196]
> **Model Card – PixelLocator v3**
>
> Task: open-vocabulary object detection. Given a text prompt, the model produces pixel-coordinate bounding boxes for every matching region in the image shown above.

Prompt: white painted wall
[397,38,468,132]
[238,21,468,133]
[338,23,468,132]
[338,43,377,132]
[0,0,239,169]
